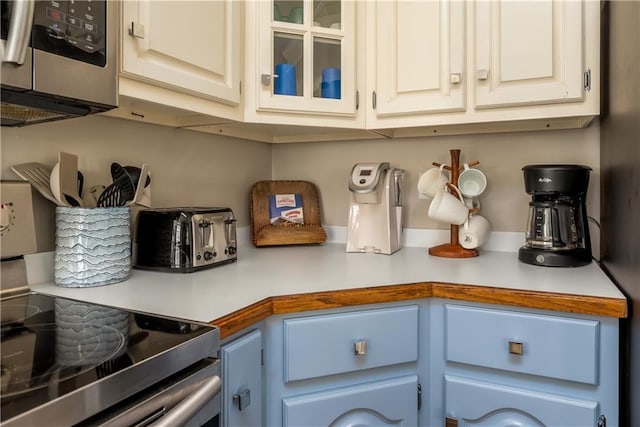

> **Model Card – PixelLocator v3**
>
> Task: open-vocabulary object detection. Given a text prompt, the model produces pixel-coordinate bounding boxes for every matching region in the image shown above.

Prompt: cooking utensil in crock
[49,162,70,206]
[57,152,83,207]
[122,165,151,189]
[127,164,150,206]
[77,171,84,198]
[97,175,135,207]
[10,162,59,204]
[82,185,105,208]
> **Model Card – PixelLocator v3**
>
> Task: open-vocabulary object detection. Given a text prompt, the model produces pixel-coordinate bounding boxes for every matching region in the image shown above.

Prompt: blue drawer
[284,305,419,382]
[445,304,599,384]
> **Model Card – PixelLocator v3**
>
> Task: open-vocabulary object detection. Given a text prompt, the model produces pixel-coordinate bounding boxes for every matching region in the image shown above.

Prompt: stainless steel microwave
[1,0,117,126]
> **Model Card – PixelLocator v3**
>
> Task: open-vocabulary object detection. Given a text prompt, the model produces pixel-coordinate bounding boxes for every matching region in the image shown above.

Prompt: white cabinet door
[253,0,357,116]
[474,0,585,108]
[221,330,262,427]
[122,0,241,105]
[374,0,465,117]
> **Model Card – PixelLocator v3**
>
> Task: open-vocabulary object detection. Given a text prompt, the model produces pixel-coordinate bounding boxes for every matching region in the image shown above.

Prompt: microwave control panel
[33,0,107,66]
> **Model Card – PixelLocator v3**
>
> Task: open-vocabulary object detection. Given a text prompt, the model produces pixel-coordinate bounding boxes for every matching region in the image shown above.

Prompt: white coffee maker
[346,162,405,255]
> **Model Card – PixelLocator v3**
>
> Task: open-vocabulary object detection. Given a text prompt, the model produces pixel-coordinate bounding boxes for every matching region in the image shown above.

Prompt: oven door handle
[100,375,222,427]
[3,0,34,65]
[150,375,222,427]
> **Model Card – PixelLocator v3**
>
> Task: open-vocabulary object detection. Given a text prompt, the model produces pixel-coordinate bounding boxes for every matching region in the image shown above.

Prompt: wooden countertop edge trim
[211,282,627,339]
[430,282,628,319]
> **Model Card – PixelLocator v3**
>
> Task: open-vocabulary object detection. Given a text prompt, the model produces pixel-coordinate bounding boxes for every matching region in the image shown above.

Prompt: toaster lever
[199,220,214,248]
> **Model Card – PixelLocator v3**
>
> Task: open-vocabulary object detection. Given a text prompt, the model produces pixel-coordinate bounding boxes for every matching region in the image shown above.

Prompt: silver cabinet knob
[261,74,272,86]
[353,340,367,356]
[232,389,251,411]
[129,22,145,39]
[508,340,524,355]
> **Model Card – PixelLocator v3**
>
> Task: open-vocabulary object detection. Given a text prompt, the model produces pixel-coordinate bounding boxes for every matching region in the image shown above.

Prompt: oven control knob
[204,251,214,261]
[228,246,236,255]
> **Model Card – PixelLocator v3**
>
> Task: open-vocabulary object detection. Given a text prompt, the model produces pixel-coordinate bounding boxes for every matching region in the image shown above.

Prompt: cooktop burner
[0,292,219,426]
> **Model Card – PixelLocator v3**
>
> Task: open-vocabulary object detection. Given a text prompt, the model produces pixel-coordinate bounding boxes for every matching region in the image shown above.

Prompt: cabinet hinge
[597,414,606,427]
[372,91,377,110]
[239,80,242,96]
[417,383,422,411]
[584,68,591,92]
[260,347,264,366]
[356,91,359,110]
[128,22,145,39]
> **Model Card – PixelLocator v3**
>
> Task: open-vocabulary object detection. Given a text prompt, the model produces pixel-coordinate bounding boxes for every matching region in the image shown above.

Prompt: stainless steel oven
[1,0,117,126]
[0,290,222,426]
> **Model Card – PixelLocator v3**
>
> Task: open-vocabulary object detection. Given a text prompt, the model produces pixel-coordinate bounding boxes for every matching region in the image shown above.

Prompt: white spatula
[11,162,60,204]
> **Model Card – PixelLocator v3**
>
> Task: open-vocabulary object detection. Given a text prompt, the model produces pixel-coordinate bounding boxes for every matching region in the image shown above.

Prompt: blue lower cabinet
[221,329,262,427]
[282,375,419,427]
[444,375,598,427]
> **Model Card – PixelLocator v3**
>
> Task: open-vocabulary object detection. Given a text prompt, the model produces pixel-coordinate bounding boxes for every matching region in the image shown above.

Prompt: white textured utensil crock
[54,207,131,287]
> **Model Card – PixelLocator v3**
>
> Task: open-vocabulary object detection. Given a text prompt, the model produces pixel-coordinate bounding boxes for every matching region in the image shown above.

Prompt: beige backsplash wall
[1,115,272,252]
[1,114,600,252]
[272,121,601,233]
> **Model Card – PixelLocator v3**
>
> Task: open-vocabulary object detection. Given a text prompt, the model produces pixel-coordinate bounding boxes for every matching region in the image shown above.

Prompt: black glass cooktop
[0,292,219,425]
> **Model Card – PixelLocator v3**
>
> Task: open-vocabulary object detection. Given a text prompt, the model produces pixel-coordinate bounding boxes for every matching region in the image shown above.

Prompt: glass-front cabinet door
[256,0,356,115]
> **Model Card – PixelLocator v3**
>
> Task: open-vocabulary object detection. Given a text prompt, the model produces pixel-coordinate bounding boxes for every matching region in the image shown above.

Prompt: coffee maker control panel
[349,163,389,193]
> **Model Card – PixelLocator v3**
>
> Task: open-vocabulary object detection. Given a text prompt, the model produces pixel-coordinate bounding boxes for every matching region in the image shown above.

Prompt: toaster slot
[199,220,214,249]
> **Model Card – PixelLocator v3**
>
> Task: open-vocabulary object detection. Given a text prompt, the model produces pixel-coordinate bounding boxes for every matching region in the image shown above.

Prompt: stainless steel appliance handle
[150,375,222,427]
[99,375,222,427]
[3,0,35,65]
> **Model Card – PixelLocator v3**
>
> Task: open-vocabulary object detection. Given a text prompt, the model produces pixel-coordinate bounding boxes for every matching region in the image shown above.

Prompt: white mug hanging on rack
[428,185,469,225]
[458,163,487,198]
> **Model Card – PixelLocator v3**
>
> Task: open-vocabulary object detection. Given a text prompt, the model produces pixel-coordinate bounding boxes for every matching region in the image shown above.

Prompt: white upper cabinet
[121,0,241,106]
[245,0,359,121]
[374,0,466,117]
[368,0,599,134]
[474,0,584,108]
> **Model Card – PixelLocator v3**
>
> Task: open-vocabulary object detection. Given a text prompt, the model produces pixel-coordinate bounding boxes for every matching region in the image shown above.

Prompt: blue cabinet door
[283,375,419,427]
[445,375,599,427]
[221,330,262,427]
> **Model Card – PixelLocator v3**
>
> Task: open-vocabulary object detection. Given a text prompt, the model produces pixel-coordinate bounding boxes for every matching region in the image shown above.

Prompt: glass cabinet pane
[313,37,341,99]
[313,0,341,29]
[274,0,304,24]
[274,32,304,96]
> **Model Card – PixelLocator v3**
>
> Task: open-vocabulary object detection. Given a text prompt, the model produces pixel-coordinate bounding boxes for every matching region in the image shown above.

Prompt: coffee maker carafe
[518,165,592,267]
[346,162,405,255]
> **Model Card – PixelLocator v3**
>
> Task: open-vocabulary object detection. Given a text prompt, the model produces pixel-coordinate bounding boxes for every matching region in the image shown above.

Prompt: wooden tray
[250,180,327,247]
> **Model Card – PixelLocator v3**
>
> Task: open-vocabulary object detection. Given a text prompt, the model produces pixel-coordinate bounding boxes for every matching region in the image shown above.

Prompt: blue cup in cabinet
[322,67,340,83]
[321,67,341,99]
[274,63,297,96]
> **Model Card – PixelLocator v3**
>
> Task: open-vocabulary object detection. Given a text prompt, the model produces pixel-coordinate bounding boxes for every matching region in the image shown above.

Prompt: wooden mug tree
[428,149,480,258]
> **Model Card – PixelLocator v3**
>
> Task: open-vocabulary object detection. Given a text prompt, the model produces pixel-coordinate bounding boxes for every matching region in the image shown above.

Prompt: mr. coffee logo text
[538,177,552,183]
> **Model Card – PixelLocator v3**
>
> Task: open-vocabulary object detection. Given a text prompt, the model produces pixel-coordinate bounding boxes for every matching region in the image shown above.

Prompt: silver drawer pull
[509,340,524,355]
[353,340,367,356]
[233,389,251,411]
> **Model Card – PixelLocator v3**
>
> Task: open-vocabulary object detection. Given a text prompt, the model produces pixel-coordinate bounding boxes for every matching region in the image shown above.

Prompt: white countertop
[29,236,625,323]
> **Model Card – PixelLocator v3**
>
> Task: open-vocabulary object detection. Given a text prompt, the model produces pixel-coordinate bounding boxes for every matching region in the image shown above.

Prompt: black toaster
[133,207,237,273]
